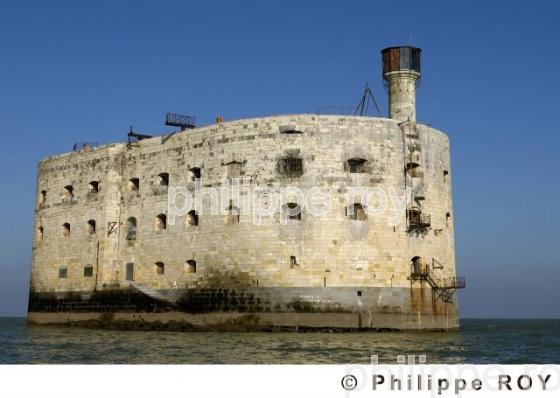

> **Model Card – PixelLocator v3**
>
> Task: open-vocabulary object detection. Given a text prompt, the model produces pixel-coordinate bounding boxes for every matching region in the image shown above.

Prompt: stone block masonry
[29,114,459,331]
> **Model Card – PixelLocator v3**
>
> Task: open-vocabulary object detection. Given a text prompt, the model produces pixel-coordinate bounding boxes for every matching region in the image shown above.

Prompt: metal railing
[410,262,466,303]
[165,113,195,129]
[408,211,431,228]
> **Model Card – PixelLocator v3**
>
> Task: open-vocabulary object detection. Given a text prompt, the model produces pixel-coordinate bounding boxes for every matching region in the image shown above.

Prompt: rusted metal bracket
[107,221,119,236]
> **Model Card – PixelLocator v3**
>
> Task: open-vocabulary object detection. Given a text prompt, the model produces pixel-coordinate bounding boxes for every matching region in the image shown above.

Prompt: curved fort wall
[30,114,457,330]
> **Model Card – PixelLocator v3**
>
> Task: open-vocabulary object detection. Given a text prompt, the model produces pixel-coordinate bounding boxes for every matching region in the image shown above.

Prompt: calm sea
[0,318,558,364]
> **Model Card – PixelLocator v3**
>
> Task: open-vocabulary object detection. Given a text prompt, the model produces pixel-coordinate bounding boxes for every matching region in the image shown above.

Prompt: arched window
[126,217,137,240]
[443,170,449,183]
[186,260,196,273]
[411,256,422,274]
[62,185,74,199]
[225,202,240,224]
[406,163,422,178]
[87,182,99,201]
[37,226,44,241]
[348,203,367,221]
[87,219,96,235]
[284,202,301,220]
[157,172,169,186]
[62,223,71,237]
[347,158,367,173]
[128,178,140,192]
[446,212,451,228]
[155,213,167,230]
[290,256,299,269]
[279,125,303,134]
[89,181,99,193]
[187,210,199,226]
[58,266,68,278]
[40,190,47,204]
[189,167,201,181]
[155,262,165,275]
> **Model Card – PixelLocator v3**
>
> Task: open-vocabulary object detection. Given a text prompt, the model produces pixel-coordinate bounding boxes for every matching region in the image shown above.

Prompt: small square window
[84,265,94,277]
[59,267,68,278]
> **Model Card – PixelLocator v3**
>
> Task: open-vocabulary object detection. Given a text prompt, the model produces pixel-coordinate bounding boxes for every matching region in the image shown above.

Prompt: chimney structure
[382,46,421,122]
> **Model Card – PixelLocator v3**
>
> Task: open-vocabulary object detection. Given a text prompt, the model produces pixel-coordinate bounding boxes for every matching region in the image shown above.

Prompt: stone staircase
[123,281,177,305]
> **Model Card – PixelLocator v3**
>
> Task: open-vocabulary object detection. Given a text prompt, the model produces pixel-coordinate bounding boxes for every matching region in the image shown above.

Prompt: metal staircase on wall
[410,262,465,303]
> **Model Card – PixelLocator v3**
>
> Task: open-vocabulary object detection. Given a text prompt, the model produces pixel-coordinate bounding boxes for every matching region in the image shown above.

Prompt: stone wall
[31,115,456,315]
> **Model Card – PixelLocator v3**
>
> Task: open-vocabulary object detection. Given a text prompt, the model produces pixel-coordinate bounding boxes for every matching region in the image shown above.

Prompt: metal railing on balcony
[165,113,195,129]
[408,211,431,228]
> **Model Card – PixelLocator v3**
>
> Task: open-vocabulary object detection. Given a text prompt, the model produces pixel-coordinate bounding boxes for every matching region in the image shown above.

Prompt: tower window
[155,262,165,275]
[89,181,99,193]
[37,226,44,241]
[128,178,140,192]
[189,167,201,181]
[348,203,367,221]
[290,256,298,269]
[187,210,199,226]
[126,217,137,240]
[58,266,68,278]
[278,156,303,176]
[347,158,367,173]
[406,163,422,178]
[62,185,74,199]
[84,265,94,277]
[224,161,242,178]
[411,256,422,274]
[408,207,431,228]
[155,213,167,230]
[408,207,421,225]
[186,260,196,273]
[87,219,96,235]
[443,170,449,183]
[446,212,451,228]
[157,173,169,186]
[62,223,71,237]
[40,190,47,204]
[284,202,302,220]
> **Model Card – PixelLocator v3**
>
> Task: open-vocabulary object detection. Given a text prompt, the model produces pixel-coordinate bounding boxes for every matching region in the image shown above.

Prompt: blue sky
[0,0,558,317]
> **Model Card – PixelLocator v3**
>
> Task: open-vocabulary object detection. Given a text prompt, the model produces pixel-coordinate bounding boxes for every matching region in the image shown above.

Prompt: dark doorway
[126,262,134,281]
[411,256,421,274]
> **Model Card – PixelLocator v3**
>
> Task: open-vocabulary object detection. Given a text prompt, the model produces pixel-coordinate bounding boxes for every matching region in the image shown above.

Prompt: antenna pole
[354,83,382,117]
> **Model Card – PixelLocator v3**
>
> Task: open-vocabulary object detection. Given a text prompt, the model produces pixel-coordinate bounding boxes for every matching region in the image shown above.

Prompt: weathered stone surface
[29,114,458,330]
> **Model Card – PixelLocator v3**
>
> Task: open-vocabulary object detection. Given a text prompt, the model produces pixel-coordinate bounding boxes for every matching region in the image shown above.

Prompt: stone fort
[28,46,465,330]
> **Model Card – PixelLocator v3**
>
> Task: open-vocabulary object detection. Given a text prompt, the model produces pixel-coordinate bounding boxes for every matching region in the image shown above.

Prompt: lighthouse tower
[382,46,422,122]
